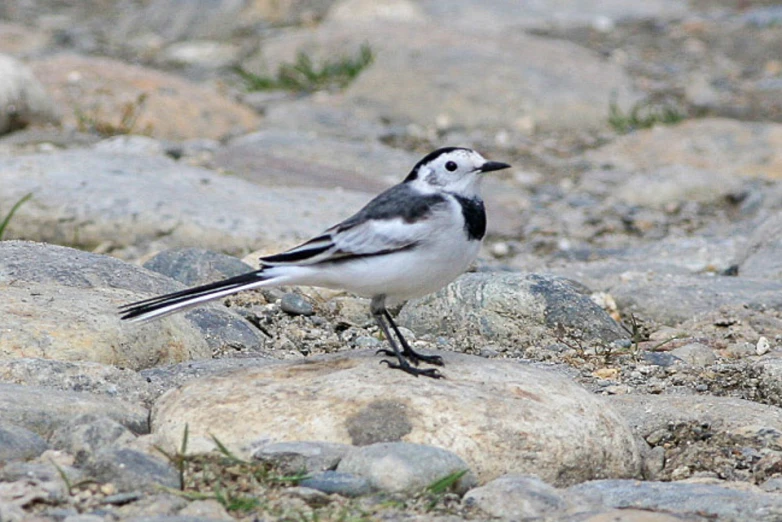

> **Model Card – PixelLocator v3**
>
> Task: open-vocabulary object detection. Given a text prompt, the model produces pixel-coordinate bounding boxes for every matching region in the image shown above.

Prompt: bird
[120,147,511,378]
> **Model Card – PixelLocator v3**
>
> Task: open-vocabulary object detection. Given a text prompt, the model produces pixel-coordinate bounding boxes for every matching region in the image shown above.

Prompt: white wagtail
[120,147,510,378]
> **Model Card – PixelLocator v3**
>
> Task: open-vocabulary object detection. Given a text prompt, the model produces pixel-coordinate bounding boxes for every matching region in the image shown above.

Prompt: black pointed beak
[479,161,511,173]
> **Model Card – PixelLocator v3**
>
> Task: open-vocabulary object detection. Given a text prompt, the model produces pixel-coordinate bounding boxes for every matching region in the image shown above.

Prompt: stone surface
[587,118,782,180]
[0,53,59,134]
[142,248,254,286]
[337,442,475,494]
[213,130,411,193]
[398,272,626,349]
[0,358,154,406]
[0,151,370,258]
[280,293,315,316]
[607,394,782,440]
[569,480,782,522]
[30,54,259,141]
[462,474,571,520]
[0,422,48,464]
[253,441,351,474]
[50,414,137,464]
[738,212,782,281]
[151,351,641,486]
[251,22,639,133]
[0,241,256,368]
[414,0,689,31]
[0,383,148,439]
[606,272,782,325]
[139,357,281,401]
[299,470,374,497]
[83,448,180,492]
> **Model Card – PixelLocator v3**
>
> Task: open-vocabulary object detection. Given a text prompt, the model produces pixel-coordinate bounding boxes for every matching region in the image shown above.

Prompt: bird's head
[404,147,511,196]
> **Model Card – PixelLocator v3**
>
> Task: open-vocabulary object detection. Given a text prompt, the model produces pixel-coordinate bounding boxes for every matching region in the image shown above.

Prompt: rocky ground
[3,0,782,521]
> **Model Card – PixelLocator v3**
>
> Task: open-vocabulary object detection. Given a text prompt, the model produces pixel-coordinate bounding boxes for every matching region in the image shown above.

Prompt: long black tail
[119,270,271,322]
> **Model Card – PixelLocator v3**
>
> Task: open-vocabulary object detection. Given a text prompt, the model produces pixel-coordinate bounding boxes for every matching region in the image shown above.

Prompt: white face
[408,148,508,196]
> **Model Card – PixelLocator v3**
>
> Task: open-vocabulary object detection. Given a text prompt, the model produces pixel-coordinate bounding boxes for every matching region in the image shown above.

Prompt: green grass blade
[0,192,32,240]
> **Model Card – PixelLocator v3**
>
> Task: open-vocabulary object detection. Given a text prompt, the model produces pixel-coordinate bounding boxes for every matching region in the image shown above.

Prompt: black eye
[445,161,457,172]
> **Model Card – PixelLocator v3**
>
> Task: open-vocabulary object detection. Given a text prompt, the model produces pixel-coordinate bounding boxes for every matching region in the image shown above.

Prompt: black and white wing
[260,184,449,267]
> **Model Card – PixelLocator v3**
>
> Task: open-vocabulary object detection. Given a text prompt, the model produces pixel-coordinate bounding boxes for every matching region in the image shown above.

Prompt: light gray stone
[738,212,782,281]
[0,241,259,369]
[251,22,639,133]
[83,448,180,492]
[337,442,476,494]
[142,248,254,286]
[413,0,689,31]
[0,358,154,406]
[605,272,782,325]
[213,130,411,193]
[568,480,782,522]
[586,118,782,180]
[50,414,137,464]
[0,150,370,259]
[463,474,573,520]
[280,293,315,316]
[151,351,642,486]
[669,343,718,367]
[0,422,48,464]
[299,470,374,497]
[606,394,782,440]
[398,272,626,349]
[253,441,351,474]
[0,383,148,439]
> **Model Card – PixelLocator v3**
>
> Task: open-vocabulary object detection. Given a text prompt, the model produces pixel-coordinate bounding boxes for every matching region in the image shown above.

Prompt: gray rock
[0,383,148,439]
[299,470,374,497]
[106,0,336,45]
[280,293,315,317]
[607,272,782,325]
[253,441,351,474]
[213,130,410,193]
[0,422,48,463]
[398,272,626,349]
[413,0,688,31]
[586,118,782,181]
[252,22,639,133]
[0,150,370,258]
[568,480,782,522]
[0,241,255,369]
[738,212,782,281]
[93,135,168,156]
[610,165,744,209]
[151,351,642,486]
[606,394,782,440]
[337,442,476,494]
[0,460,84,487]
[0,53,59,134]
[0,358,155,406]
[670,343,718,367]
[462,474,572,520]
[143,248,254,286]
[50,414,137,465]
[83,448,180,492]
[139,357,281,401]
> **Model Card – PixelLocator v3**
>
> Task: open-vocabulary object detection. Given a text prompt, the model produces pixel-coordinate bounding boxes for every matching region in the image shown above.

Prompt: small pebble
[281,293,315,316]
[757,336,771,355]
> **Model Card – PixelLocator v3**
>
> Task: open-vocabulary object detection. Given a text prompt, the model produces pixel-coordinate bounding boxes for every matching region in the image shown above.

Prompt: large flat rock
[151,351,641,486]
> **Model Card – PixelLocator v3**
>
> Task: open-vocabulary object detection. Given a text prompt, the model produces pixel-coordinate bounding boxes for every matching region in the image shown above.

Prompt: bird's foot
[375,348,444,367]
[379,359,443,379]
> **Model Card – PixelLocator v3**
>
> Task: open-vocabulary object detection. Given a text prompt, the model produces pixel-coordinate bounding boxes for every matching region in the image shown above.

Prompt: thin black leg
[371,302,442,379]
[383,310,444,367]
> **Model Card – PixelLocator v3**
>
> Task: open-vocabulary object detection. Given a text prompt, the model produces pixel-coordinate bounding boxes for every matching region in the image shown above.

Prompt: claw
[379,359,444,379]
